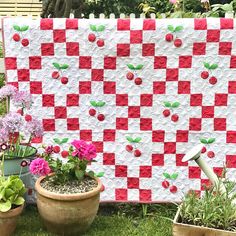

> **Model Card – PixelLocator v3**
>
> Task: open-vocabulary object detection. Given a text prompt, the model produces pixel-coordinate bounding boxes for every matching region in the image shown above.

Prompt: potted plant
[29,139,103,235]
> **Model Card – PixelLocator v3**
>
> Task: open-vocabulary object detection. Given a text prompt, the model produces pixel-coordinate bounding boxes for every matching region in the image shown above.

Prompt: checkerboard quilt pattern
[2,18,236,202]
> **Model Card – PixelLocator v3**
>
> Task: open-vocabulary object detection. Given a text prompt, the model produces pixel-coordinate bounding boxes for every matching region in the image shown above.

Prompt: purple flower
[0,85,17,101]
[45,145,54,154]
[0,128,9,143]
[12,91,33,109]
[1,112,23,133]
[25,118,43,138]
[29,158,51,176]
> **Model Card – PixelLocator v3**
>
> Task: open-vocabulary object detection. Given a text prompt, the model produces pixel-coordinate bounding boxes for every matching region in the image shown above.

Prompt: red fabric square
[142,43,155,56]
[30,82,42,94]
[140,166,152,178]
[176,130,189,142]
[55,106,67,119]
[66,42,79,56]
[152,154,164,166]
[194,19,207,30]
[92,141,103,153]
[229,81,236,93]
[41,43,54,56]
[153,82,166,94]
[176,154,188,166]
[66,19,78,29]
[67,94,79,106]
[67,118,79,130]
[103,153,115,165]
[18,69,30,81]
[166,69,178,81]
[152,130,165,142]
[214,118,226,131]
[117,19,130,30]
[42,94,54,107]
[230,56,236,68]
[202,106,214,118]
[104,56,116,69]
[115,189,127,201]
[139,189,152,202]
[220,18,233,29]
[189,118,202,131]
[117,44,130,57]
[143,19,156,30]
[219,42,232,55]
[116,118,128,130]
[7,82,18,89]
[215,93,228,106]
[127,177,139,189]
[226,131,236,143]
[154,56,167,69]
[128,106,140,118]
[140,118,152,131]
[103,129,116,141]
[29,56,41,69]
[31,136,43,143]
[79,56,91,69]
[189,166,201,178]
[164,142,176,154]
[104,82,116,94]
[116,94,128,106]
[92,69,104,81]
[207,30,220,42]
[178,81,190,94]
[115,165,127,177]
[5,57,17,70]
[226,155,236,168]
[190,94,202,106]
[79,81,91,94]
[53,30,66,43]
[130,30,142,44]
[179,56,192,68]
[80,130,92,141]
[140,94,153,106]
[43,119,55,131]
[40,19,53,30]
[193,43,206,55]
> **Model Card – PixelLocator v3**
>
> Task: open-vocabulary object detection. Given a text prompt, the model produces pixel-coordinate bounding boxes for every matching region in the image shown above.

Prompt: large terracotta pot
[35,175,102,235]
[0,204,24,236]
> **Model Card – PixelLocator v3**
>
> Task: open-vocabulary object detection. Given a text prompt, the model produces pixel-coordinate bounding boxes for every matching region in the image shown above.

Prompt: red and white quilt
[2,17,236,202]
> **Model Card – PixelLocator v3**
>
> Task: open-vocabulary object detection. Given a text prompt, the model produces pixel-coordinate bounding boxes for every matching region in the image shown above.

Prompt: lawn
[14,203,176,236]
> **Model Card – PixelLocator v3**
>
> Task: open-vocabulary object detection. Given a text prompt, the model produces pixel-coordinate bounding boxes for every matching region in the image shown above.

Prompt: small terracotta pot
[0,204,24,236]
[35,175,102,235]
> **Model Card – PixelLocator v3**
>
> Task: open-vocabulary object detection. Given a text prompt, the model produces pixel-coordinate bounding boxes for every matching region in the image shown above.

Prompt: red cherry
[97,114,105,121]
[61,150,69,158]
[97,39,105,47]
[201,146,207,153]
[209,77,217,85]
[171,114,179,122]
[126,72,134,80]
[61,77,68,84]
[162,180,170,189]
[134,149,142,157]
[21,38,29,47]
[52,71,60,79]
[174,38,182,47]
[88,33,96,42]
[17,109,23,116]
[13,33,20,42]
[165,33,174,42]
[201,71,209,79]
[126,145,133,152]
[25,114,32,122]
[101,184,105,192]
[89,108,96,116]
[163,109,170,117]
[134,77,142,85]
[170,185,178,193]
[207,151,215,158]
[53,146,61,153]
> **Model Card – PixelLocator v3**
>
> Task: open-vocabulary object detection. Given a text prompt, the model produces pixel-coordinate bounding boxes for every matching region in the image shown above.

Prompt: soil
[40,176,98,194]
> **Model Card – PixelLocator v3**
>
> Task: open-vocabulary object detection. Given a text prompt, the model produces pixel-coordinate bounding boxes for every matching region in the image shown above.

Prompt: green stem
[182,0,185,12]
[1,152,5,177]
[22,136,32,158]
[7,96,10,112]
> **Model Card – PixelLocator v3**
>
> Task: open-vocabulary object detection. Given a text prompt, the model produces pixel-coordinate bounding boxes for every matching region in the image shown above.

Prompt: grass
[14,203,176,236]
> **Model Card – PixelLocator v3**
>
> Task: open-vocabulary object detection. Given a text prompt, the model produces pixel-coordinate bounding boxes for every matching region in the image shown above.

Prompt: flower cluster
[0,85,17,101]
[29,158,51,176]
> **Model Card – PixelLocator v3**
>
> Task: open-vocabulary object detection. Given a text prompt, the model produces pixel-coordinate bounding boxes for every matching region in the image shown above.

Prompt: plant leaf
[90,101,97,107]
[171,102,180,108]
[164,102,171,108]
[75,169,84,181]
[0,200,11,212]
[53,138,61,145]
[135,64,143,70]
[97,25,105,32]
[52,63,60,70]
[96,172,105,177]
[13,25,21,31]
[90,24,97,32]
[61,138,69,144]
[209,64,218,70]
[167,25,174,32]
[127,64,135,70]
[171,173,178,180]
[207,138,216,144]
[87,170,95,178]
[60,64,69,70]
[13,196,25,205]
[97,101,106,107]
[174,26,183,32]
[204,62,210,69]
[200,138,208,144]
[126,136,133,142]
[163,173,171,179]
[20,25,29,31]
[133,137,142,143]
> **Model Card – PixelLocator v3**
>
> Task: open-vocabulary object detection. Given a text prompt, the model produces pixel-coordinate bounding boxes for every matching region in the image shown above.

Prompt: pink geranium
[29,158,51,176]
[169,0,178,4]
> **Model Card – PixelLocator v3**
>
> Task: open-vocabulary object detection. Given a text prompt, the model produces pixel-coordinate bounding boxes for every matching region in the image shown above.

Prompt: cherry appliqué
[89,101,106,122]
[126,64,144,86]
[162,101,180,123]
[12,25,29,47]
[125,136,142,157]
[200,62,218,85]
[165,25,183,48]
[162,172,179,194]
[88,24,106,47]
[200,137,216,158]
[51,62,69,84]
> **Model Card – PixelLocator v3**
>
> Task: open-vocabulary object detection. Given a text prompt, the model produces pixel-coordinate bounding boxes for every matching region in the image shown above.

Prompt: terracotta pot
[35,175,102,235]
[0,204,24,236]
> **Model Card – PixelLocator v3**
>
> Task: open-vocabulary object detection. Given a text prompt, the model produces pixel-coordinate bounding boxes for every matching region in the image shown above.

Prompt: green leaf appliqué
[97,101,106,107]
[171,102,180,108]
[96,172,105,177]
[90,101,97,107]
[133,137,142,143]
[127,64,135,70]
[20,26,29,32]
[53,138,61,144]
[174,26,183,32]
[167,25,175,32]
[135,64,143,70]
[204,62,210,69]
[163,173,171,179]
[60,64,69,70]
[171,173,178,180]
[90,25,97,32]
[97,25,105,32]
[200,138,208,144]
[126,136,133,142]
[52,63,60,70]
[61,138,69,144]
[13,25,21,31]
[209,64,218,70]
[164,102,172,108]
[207,138,216,144]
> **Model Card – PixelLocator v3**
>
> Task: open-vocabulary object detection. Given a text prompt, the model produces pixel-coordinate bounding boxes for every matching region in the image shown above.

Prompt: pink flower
[29,158,51,176]
[45,145,54,154]
[85,143,97,161]
[25,118,43,138]
[12,91,33,109]
[0,85,17,101]
[169,0,178,4]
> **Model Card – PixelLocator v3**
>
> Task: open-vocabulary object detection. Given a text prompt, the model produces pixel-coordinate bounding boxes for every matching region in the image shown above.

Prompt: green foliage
[0,176,26,212]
